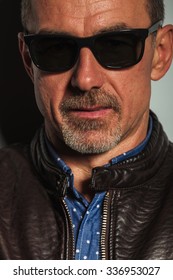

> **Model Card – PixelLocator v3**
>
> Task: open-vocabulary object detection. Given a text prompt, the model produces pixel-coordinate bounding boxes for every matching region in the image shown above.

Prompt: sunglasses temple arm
[148,20,163,35]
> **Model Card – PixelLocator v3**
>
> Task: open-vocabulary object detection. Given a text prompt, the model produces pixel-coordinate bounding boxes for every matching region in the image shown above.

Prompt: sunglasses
[24,20,162,73]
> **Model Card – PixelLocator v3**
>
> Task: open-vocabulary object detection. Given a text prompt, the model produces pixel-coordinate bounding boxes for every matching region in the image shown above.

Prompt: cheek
[33,71,68,119]
[111,63,152,126]
[33,76,51,117]
[125,71,151,106]
[120,44,153,107]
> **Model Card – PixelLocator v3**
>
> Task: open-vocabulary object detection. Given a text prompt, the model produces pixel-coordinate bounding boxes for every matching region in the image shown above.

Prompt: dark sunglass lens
[95,33,144,68]
[30,37,77,72]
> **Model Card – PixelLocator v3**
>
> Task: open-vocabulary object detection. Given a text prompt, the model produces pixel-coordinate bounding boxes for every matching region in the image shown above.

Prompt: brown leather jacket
[0,112,173,260]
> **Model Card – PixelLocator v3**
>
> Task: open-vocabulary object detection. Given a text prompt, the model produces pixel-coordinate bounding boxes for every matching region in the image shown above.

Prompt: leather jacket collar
[30,111,169,196]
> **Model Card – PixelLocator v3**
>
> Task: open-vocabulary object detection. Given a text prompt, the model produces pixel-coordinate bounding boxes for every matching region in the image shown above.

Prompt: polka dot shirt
[64,183,105,260]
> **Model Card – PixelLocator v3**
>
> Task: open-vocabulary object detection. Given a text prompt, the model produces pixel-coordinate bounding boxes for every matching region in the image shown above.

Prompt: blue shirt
[46,116,153,260]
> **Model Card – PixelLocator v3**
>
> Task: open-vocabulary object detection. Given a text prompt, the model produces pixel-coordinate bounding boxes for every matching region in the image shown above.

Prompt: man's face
[25,0,155,154]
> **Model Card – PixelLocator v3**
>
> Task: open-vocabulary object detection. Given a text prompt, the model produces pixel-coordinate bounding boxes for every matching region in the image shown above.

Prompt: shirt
[46,116,153,260]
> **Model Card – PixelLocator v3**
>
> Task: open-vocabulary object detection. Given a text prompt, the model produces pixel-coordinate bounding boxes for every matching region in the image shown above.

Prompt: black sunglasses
[24,20,162,73]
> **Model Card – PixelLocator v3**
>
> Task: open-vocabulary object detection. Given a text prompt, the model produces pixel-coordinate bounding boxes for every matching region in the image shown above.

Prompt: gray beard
[59,89,122,154]
[60,117,122,154]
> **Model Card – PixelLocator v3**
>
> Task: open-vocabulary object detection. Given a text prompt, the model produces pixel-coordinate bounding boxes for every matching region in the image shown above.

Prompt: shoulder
[0,144,36,193]
[0,143,31,171]
[0,143,48,213]
[169,140,173,150]
[167,140,173,161]
[168,140,173,168]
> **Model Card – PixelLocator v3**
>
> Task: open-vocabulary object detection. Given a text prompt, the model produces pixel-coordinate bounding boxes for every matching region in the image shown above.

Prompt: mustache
[60,89,121,113]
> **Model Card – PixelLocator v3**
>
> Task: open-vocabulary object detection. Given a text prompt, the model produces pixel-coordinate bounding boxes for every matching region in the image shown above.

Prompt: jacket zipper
[61,199,75,260]
[63,192,111,260]
[101,192,110,260]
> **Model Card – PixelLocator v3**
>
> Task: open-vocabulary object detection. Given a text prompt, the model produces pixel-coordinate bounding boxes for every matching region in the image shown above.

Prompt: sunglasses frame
[24,20,163,72]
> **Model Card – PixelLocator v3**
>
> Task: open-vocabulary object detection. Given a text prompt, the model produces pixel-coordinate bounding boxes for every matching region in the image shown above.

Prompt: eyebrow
[35,22,131,36]
[95,23,130,34]
[36,29,72,36]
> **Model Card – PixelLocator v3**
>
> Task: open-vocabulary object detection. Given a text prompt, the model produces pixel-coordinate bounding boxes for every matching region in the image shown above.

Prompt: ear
[18,32,34,83]
[151,24,173,81]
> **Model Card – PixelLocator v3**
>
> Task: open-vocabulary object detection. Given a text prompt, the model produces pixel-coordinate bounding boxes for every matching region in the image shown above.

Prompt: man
[0,0,173,260]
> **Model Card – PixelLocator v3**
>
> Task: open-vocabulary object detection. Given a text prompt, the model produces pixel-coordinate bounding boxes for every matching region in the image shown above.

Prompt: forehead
[30,0,150,35]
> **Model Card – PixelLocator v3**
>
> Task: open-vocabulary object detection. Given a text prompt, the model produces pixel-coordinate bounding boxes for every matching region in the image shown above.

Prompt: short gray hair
[21,0,32,30]
[146,0,165,24]
[20,0,165,30]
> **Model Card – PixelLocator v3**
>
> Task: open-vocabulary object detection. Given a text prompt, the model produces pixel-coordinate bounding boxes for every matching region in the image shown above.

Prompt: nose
[71,48,104,92]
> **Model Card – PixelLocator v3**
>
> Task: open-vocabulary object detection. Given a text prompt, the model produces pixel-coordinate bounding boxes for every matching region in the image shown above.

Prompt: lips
[69,106,113,118]
[60,89,121,120]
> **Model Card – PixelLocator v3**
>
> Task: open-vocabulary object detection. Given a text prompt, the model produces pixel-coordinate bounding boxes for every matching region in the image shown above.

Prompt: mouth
[68,106,113,119]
